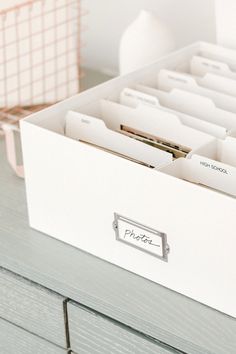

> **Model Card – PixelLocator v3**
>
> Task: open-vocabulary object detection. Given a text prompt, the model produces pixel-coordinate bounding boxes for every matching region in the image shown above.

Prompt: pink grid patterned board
[0,0,83,127]
[0,0,85,177]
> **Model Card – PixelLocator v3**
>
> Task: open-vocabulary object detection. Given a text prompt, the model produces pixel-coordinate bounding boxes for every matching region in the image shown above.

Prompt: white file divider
[158,69,236,114]
[199,42,236,71]
[135,85,236,135]
[190,55,236,81]
[65,111,172,168]
[161,137,236,197]
[120,87,227,139]
[185,57,236,97]
[192,136,236,166]
[99,99,214,152]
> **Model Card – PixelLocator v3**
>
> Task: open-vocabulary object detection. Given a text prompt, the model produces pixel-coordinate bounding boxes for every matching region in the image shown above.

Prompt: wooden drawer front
[0,268,67,348]
[68,302,179,354]
[0,317,67,354]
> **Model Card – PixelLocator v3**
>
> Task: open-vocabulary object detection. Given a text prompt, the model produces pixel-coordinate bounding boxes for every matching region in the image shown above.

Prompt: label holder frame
[113,213,170,262]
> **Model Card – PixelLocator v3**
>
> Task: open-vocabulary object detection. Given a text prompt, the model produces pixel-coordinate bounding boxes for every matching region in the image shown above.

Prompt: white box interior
[23,41,236,198]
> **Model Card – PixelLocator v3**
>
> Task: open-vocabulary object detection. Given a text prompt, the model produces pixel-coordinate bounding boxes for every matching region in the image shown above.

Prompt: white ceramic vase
[119,10,176,75]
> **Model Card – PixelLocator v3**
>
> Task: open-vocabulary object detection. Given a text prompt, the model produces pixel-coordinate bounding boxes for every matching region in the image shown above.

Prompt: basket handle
[2,125,24,178]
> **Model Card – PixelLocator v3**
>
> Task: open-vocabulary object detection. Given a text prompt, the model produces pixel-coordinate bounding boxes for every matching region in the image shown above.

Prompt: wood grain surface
[68,301,181,354]
[0,267,67,348]
[0,317,67,354]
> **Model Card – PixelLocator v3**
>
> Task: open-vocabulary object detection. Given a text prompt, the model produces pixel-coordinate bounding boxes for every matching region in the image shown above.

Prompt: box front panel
[21,122,236,317]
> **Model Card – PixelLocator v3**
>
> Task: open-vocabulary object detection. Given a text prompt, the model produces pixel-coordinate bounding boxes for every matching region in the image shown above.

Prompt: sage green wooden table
[0,79,236,353]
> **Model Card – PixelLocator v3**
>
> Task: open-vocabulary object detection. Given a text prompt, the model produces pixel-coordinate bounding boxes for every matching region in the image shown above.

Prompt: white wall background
[1,0,217,75]
[215,0,236,49]
[83,0,216,75]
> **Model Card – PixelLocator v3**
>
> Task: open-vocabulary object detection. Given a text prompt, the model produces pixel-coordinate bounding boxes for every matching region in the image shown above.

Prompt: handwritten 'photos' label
[113,214,169,261]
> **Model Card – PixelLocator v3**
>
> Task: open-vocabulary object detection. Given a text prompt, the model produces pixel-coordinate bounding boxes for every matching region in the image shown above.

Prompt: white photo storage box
[21,42,236,318]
